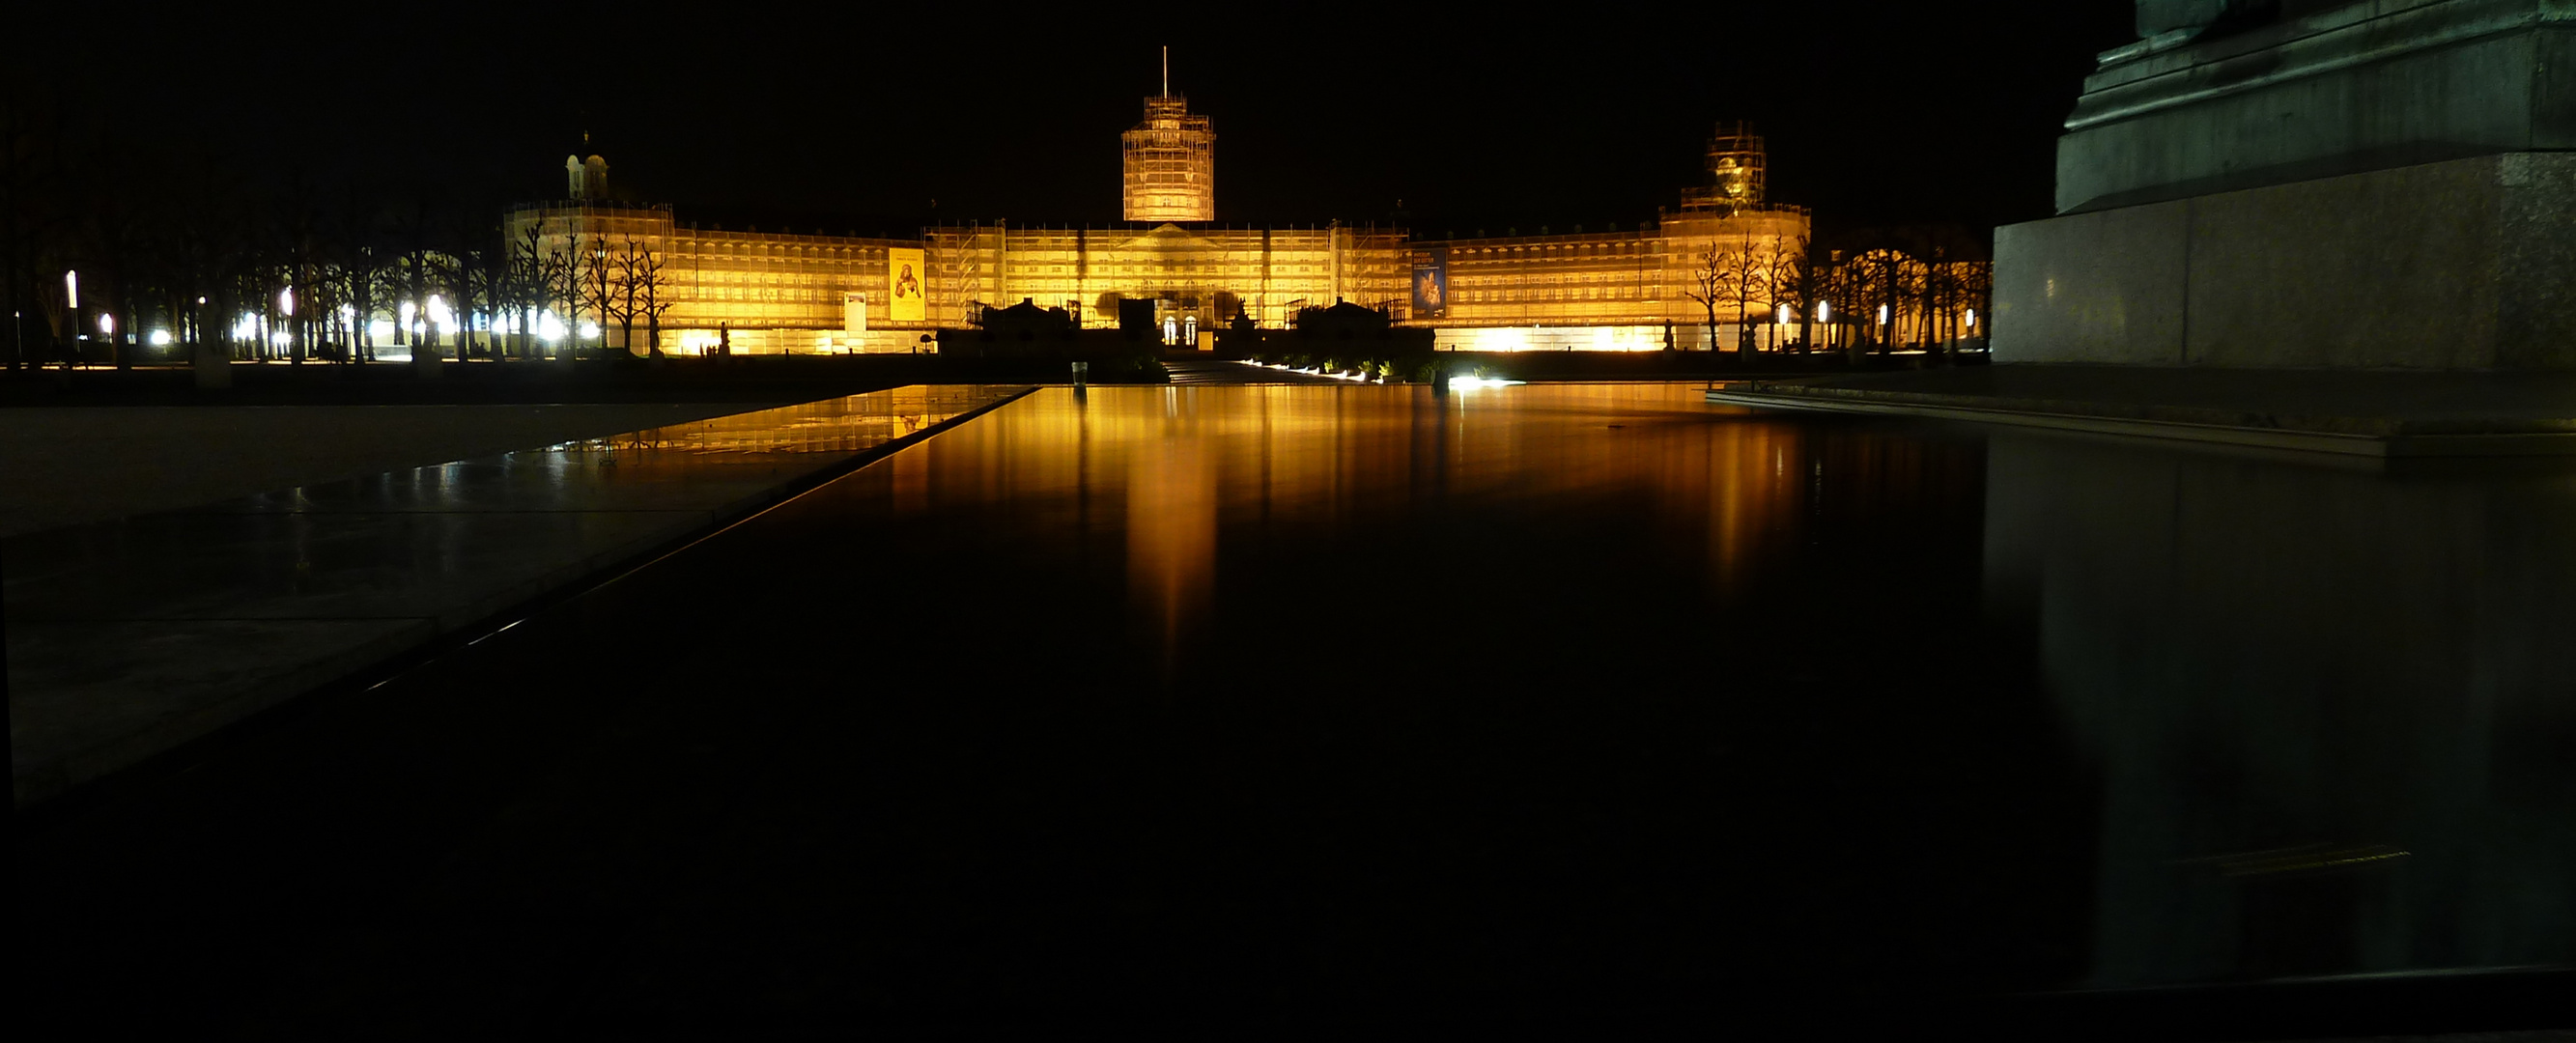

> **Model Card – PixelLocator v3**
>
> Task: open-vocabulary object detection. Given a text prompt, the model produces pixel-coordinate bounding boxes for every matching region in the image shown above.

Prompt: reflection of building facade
[505,91,1836,354]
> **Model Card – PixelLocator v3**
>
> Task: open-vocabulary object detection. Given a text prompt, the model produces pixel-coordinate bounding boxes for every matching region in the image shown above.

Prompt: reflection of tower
[1121,46,1215,222]
[1682,122,1765,212]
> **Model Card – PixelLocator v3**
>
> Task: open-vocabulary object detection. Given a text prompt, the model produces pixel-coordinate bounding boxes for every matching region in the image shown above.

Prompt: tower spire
[1161,45,1169,98]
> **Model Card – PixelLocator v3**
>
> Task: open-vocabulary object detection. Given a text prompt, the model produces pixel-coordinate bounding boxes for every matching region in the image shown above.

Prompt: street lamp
[60,270,80,369]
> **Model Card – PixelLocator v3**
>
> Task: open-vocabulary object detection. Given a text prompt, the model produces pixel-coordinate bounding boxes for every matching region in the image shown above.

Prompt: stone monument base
[1992,152,2573,371]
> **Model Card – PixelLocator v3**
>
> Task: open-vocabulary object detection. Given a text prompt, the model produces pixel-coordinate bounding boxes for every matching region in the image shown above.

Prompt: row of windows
[1451,288,1657,303]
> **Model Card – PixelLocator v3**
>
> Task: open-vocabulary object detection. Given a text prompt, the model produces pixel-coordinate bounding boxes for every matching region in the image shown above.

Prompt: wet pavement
[14,383,2571,1034]
[6,385,1028,806]
[0,402,787,536]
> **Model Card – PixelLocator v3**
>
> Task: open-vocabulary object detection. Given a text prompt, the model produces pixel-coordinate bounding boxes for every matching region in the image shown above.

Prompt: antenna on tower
[1161,45,1169,97]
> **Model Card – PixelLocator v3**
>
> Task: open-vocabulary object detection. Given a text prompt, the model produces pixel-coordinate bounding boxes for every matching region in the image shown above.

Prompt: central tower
[1120,46,1214,223]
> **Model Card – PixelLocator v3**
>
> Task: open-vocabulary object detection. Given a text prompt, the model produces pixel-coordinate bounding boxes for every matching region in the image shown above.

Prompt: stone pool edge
[1704,385,2576,459]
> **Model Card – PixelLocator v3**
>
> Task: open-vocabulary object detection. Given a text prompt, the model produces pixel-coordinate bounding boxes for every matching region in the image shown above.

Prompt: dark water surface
[18,383,2572,1033]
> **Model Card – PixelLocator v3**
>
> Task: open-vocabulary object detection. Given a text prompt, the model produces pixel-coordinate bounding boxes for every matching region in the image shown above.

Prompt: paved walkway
[0,403,775,537]
[6,384,1031,806]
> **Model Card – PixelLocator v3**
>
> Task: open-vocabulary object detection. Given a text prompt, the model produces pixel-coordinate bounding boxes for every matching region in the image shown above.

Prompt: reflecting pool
[17,382,2571,1031]
[743,383,2575,998]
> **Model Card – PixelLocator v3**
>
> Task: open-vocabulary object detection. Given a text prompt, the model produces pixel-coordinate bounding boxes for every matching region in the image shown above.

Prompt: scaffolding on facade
[1120,57,1215,223]
[1679,121,1768,213]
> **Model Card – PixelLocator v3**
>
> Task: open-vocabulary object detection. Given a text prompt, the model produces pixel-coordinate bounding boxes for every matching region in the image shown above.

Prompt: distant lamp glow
[1965,308,1976,328]
[339,303,355,320]
[278,288,295,317]
[64,270,77,310]
[426,294,452,329]
[1774,304,1789,325]
[536,310,567,343]
[1878,304,1890,324]
[99,313,115,335]
[368,320,397,341]
[150,328,173,347]
[270,330,292,348]
[1816,301,1829,323]
[577,320,601,340]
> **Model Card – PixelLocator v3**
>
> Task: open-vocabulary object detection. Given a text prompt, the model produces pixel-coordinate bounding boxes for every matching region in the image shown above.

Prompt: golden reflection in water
[880,385,1853,658]
[547,384,1021,456]
[1126,411,1216,679]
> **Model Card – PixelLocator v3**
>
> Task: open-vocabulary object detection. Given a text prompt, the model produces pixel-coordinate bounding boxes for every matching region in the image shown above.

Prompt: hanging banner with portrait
[887,247,927,322]
[1410,246,1449,319]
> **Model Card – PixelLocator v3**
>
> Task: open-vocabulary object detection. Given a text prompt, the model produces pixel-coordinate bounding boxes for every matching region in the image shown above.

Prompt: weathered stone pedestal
[1996,153,2574,369]
[1994,0,2574,371]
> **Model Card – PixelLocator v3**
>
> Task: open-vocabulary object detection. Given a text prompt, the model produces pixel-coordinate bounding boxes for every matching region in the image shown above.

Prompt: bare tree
[505,223,557,359]
[583,234,611,357]
[1768,235,1825,353]
[1849,248,1918,357]
[1716,230,1768,362]
[1723,230,1786,357]
[633,243,679,357]
[540,232,591,359]
[603,236,646,355]
[1684,240,1726,353]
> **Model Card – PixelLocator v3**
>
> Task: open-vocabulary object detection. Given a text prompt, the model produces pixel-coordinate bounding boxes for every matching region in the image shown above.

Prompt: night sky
[28,2,2137,240]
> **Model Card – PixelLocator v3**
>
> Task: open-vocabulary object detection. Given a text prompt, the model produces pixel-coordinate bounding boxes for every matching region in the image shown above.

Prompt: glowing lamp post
[62,269,78,368]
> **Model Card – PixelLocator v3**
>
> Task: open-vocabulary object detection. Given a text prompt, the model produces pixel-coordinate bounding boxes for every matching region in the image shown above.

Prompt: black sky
[28,1,2137,240]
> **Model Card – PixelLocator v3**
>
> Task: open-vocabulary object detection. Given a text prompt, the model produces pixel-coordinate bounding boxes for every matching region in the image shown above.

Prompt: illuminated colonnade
[926,222,1409,334]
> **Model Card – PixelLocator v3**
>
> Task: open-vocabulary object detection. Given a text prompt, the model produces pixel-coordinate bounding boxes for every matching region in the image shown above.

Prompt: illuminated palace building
[507,72,1810,354]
